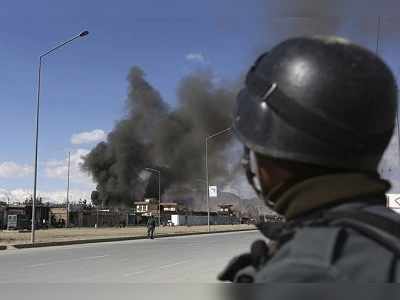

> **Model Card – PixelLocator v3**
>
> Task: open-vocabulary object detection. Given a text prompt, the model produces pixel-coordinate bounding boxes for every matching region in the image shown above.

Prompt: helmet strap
[242,147,275,209]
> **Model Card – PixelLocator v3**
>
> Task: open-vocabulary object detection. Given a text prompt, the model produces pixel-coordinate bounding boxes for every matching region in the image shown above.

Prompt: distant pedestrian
[146,215,156,239]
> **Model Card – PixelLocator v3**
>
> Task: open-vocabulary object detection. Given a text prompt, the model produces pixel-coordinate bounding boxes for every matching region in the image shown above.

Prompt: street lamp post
[96,206,99,228]
[31,30,89,244]
[205,127,232,232]
[145,168,161,226]
[66,151,71,228]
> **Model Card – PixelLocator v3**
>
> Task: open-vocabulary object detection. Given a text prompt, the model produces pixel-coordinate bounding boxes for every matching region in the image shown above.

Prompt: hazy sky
[1,0,400,203]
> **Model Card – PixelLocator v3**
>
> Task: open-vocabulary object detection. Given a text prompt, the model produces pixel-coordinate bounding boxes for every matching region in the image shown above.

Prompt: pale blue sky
[0,0,269,201]
[0,0,399,202]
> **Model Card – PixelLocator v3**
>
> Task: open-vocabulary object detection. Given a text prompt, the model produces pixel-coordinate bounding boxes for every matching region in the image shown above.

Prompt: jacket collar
[268,173,390,220]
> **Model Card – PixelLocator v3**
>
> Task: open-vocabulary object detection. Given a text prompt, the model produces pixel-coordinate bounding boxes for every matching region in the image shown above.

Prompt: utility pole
[145,168,161,226]
[66,151,71,228]
[376,16,381,54]
[205,138,209,232]
[158,170,161,225]
[31,30,89,244]
[96,206,99,228]
[205,127,232,232]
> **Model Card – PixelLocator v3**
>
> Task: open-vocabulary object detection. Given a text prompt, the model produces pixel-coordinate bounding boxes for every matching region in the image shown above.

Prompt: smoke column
[84,1,400,207]
[82,67,237,206]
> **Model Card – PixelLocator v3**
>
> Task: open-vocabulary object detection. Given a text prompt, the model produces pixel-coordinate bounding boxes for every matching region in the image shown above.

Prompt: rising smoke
[82,67,238,206]
[83,1,400,208]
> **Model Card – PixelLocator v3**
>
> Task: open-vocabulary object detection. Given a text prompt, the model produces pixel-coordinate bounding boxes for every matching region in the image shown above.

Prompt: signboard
[208,186,217,198]
[7,215,17,229]
[386,194,400,214]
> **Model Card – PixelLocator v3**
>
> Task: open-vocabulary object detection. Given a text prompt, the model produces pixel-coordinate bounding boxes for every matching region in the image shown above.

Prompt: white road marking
[29,262,53,267]
[83,255,109,259]
[29,255,109,267]
[123,270,147,277]
[123,260,189,277]
[159,260,189,269]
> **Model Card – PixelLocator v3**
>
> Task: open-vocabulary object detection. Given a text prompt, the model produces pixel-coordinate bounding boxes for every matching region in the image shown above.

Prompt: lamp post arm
[145,167,160,174]
[206,127,232,141]
[40,33,86,58]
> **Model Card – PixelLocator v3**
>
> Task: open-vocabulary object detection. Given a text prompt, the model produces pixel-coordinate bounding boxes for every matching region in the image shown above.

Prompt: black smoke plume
[83,1,400,208]
[82,66,237,206]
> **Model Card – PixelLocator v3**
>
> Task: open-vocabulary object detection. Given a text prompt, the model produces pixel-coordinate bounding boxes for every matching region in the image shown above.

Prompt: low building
[24,205,50,228]
[160,202,186,215]
[49,207,67,227]
[134,199,179,216]
[0,204,49,230]
[4,205,26,229]
[49,206,131,228]
[160,202,178,214]
[133,198,159,217]
[170,212,240,226]
[133,199,187,225]
[218,204,234,215]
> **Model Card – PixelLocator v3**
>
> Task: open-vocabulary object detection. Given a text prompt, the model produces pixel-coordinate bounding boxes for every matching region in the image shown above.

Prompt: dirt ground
[0,224,256,245]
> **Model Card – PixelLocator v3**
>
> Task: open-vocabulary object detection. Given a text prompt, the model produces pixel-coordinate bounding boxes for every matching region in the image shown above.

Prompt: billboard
[208,186,217,198]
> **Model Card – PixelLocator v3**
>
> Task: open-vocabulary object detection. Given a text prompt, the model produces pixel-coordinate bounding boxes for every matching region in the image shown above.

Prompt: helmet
[234,36,397,171]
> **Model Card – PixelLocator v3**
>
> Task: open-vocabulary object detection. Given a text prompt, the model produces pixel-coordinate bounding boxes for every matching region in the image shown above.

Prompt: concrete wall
[171,214,240,226]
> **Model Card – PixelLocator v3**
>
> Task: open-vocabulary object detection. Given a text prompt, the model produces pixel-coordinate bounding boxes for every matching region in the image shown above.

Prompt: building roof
[134,201,179,206]
[6,205,26,209]
[160,202,178,206]
[134,201,154,205]
[218,204,234,208]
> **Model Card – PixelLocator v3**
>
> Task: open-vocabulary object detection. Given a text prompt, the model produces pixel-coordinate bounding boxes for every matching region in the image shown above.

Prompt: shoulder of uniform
[256,220,398,282]
[254,226,344,282]
[279,226,346,267]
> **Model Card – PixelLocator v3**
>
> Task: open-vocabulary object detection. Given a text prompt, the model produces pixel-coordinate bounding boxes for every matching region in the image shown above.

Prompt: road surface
[0,230,262,283]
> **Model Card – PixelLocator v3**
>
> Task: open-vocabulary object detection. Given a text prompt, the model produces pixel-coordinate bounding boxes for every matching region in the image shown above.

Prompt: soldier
[147,214,156,239]
[219,36,400,282]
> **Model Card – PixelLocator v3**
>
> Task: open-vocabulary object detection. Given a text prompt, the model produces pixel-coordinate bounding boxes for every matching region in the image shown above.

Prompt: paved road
[0,230,262,283]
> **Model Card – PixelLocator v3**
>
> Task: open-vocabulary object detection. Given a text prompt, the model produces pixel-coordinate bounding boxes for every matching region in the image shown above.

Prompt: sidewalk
[0,224,256,249]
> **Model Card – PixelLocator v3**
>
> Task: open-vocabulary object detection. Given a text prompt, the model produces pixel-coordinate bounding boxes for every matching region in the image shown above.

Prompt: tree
[78,199,91,210]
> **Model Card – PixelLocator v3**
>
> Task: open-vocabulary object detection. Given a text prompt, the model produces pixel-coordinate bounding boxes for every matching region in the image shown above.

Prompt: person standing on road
[219,36,400,283]
[147,215,156,239]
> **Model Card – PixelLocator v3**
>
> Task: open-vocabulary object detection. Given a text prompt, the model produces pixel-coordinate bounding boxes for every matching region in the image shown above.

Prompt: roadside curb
[3,228,257,250]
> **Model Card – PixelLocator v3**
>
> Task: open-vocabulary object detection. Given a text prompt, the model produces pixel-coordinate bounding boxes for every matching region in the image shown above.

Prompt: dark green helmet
[234,36,398,171]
